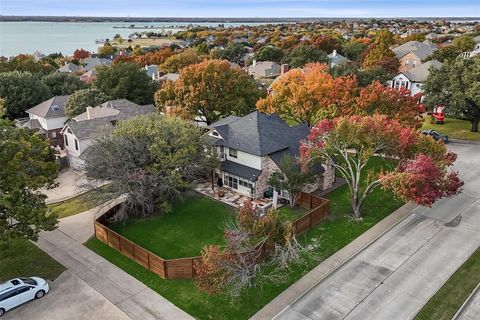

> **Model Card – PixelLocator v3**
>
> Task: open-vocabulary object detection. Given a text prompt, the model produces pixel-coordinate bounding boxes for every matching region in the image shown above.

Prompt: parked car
[421,129,449,142]
[0,277,49,317]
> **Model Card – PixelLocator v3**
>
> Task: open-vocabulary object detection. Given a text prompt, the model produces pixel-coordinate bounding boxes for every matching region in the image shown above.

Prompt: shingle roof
[248,61,281,78]
[58,63,80,73]
[26,95,69,119]
[207,111,309,157]
[221,160,262,181]
[392,40,437,60]
[64,118,114,140]
[401,60,442,82]
[83,57,112,71]
[73,99,156,122]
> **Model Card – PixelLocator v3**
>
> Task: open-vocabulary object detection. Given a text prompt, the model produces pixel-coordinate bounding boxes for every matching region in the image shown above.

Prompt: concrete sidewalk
[36,229,194,320]
[251,202,417,320]
[453,282,480,320]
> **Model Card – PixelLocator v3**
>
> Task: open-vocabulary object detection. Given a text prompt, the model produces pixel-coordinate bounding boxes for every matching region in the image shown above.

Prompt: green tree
[423,57,480,132]
[93,62,156,105]
[341,40,368,62]
[41,72,88,96]
[428,35,476,62]
[155,59,262,125]
[64,88,109,117]
[0,71,51,119]
[254,45,284,63]
[0,54,55,75]
[268,155,316,207]
[285,45,328,68]
[0,119,58,242]
[84,114,218,221]
[212,43,247,64]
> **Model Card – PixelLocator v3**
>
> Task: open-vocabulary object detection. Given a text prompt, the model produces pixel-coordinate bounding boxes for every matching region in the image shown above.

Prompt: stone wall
[321,160,336,190]
[256,156,281,198]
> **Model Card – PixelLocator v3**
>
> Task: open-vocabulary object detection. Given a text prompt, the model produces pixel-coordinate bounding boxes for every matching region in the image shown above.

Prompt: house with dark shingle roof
[392,40,437,72]
[16,95,69,147]
[388,60,442,97]
[205,111,335,199]
[61,99,156,170]
[58,62,81,73]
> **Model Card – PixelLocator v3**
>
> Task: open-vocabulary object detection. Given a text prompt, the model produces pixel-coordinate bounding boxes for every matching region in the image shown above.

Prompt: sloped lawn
[86,157,404,320]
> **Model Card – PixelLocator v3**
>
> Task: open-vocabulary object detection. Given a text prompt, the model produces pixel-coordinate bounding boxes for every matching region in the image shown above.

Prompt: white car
[0,277,49,317]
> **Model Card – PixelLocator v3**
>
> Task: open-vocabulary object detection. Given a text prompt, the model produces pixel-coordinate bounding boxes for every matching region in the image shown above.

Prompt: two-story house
[17,95,69,147]
[205,111,335,200]
[62,99,156,170]
[392,40,437,72]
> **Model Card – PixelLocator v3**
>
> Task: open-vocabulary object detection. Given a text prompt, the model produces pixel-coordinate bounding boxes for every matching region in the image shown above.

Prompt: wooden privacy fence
[94,193,328,280]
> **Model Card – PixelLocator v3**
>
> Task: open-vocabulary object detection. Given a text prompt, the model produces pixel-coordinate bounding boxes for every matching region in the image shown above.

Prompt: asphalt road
[274,141,480,320]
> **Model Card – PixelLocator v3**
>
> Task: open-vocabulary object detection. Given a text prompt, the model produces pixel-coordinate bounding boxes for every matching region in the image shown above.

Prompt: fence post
[309,194,313,209]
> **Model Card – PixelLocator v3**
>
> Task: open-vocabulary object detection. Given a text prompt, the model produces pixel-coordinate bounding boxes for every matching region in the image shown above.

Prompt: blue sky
[1,0,479,18]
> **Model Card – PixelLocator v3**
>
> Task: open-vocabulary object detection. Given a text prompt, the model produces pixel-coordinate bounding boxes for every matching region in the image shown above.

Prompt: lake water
[0,21,269,57]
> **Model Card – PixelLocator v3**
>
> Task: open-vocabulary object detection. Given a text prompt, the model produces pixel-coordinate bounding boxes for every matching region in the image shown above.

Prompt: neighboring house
[388,60,442,97]
[58,62,80,73]
[83,57,112,71]
[248,60,281,79]
[158,73,180,83]
[328,50,351,67]
[205,111,335,200]
[144,64,160,81]
[62,99,156,170]
[392,40,437,72]
[16,95,69,147]
[460,35,480,58]
[79,69,97,83]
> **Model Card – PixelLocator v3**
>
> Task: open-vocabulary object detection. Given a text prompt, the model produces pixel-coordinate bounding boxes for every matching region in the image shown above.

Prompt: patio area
[195,181,273,211]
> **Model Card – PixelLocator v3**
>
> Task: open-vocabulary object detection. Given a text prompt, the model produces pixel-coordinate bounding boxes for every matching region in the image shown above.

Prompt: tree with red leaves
[301,114,462,218]
[73,48,91,60]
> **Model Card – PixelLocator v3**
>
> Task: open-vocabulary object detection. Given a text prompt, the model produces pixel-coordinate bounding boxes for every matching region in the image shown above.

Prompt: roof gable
[26,95,69,119]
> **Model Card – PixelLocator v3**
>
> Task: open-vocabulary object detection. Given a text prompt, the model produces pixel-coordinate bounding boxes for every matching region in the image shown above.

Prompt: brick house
[205,111,335,200]
[392,40,437,72]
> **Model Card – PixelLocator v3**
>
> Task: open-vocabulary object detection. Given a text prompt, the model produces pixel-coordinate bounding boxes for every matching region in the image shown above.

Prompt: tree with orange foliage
[73,48,91,60]
[354,81,425,128]
[155,59,262,125]
[362,30,399,75]
[257,63,358,127]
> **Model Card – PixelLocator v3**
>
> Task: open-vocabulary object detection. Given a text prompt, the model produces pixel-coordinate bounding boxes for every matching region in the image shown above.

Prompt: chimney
[252,59,257,66]
[86,106,93,120]
[332,49,337,57]
[281,64,290,75]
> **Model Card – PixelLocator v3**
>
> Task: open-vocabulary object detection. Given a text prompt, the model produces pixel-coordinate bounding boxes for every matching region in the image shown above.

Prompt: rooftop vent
[51,105,60,112]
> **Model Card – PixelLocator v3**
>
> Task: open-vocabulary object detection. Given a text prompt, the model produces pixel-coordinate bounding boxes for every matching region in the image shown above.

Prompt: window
[211,131,219,137]
[67,128,72,134]
[51,131,57,138]
[16,286,31,294]
[405,59,409,65]
[239,178,254,189]
[74,139,79,151]
[225,175,238,189]
[229,148,238,158]
[0,289,17,302]
[64,135,68,146]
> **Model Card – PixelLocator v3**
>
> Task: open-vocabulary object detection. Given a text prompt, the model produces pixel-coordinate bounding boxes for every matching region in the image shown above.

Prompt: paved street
[274,141,480,320]
[4,271,131,320]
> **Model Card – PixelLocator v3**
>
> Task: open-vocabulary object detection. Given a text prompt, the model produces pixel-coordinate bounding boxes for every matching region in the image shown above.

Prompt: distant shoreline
[1,15,479,23]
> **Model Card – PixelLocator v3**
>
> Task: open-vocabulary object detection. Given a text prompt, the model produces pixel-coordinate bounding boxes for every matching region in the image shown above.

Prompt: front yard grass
[109,195,235,259]
[85,157,404,320]
[415,248,480,320]
[0,238,65,282]
[421,116,480,141]
[48,185,114,219]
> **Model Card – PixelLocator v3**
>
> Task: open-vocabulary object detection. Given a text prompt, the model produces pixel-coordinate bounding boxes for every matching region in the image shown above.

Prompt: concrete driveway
[3,271,131,320]
[273,141,480,320]
[43,168,105,204]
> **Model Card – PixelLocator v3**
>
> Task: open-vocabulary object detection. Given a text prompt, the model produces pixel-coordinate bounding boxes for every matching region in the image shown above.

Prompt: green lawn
[48,185,114,219]
[109,195,235,259]
[277,204,309,222]
[415,249,480,320]
[86,157,403,320]
[421,116,480,141]
[0,238,65,282]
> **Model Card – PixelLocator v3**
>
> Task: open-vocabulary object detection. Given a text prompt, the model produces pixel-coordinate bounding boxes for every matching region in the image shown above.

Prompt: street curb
[449,138,480,145]
[250,202,418,320]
